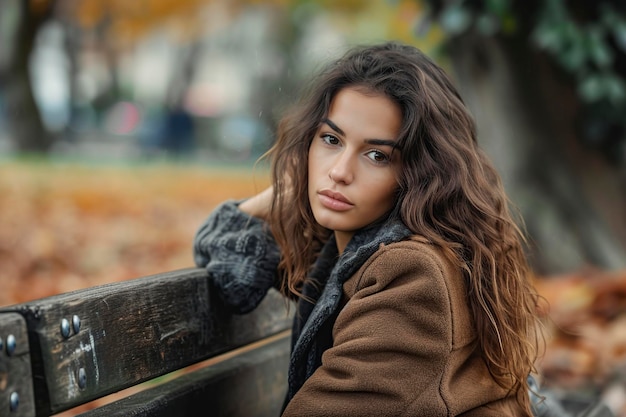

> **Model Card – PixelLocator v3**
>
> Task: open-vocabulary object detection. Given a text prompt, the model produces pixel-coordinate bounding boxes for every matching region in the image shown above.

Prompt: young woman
[194,41,542,416]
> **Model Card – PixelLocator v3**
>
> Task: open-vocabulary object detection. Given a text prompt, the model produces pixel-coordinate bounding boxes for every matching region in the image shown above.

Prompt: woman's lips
[318,190,354,211]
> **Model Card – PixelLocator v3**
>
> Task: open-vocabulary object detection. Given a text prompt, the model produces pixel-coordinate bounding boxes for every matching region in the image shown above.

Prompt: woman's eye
[321,134,340,145]
[366,150,390,164]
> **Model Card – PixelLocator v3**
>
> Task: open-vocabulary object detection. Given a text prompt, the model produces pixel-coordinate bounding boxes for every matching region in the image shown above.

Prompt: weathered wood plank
[75,331,291,417]
[0,313,36,417]
[3,268,292,416]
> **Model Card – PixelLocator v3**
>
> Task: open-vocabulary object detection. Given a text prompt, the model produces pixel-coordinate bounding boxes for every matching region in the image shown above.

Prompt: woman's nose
[328,152,354,184]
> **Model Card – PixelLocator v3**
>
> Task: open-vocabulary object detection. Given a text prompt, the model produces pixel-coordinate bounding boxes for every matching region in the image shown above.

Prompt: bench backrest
[0,268,293,417]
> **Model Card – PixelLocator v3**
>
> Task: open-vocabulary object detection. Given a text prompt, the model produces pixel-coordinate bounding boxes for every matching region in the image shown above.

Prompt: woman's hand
[238,186,274,221]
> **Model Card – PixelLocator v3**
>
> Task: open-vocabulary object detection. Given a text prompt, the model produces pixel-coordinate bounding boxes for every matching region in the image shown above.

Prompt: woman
[194,41,541,416]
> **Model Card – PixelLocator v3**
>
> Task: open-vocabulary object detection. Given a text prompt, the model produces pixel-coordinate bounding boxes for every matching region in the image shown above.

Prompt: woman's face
[308,87,402,253]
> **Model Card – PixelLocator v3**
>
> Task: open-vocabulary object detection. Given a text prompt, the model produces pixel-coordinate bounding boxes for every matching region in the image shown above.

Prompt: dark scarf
[284,215,413,404]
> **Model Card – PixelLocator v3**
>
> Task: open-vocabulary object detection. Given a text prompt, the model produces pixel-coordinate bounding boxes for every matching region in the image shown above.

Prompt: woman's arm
[238,186,273,220]
[193,193,281,314]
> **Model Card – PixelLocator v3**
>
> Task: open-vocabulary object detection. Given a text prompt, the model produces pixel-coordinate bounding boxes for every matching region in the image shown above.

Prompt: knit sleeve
[193,200,281,314]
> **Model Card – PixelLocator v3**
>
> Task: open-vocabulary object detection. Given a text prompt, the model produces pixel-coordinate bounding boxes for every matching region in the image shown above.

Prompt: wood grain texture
[0,313,36,417]
[75,331,291,417]
[2,268,292,416]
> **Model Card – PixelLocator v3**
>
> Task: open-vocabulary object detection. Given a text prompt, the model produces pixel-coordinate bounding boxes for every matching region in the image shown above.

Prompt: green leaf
[439,3,472,35]
[558,41,586,72]
[604,73,626,104]
[533,23,564,52]
[484,0,511,18]
[579,72,626,104]
[556,23,586,71]
[579,75,605,103]
[500,15,517,34]
[476,13,499,36]
[613,22,626,52]
[586,27,613,69]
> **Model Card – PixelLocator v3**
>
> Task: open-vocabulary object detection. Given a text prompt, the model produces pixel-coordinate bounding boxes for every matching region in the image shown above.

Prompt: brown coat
[282,239,523,416]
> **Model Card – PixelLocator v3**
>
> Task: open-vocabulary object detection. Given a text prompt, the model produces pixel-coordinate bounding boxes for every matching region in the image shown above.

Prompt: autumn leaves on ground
[0,159,270,307]
[2,160,626,415]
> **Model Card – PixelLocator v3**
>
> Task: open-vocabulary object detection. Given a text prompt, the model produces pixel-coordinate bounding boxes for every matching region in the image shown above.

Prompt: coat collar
[287,214,413,398]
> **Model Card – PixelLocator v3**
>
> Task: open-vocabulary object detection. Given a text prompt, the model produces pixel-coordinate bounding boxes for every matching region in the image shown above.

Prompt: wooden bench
[0,268,293,417]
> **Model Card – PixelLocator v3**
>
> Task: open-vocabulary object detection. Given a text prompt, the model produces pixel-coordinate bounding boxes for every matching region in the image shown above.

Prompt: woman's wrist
[238,186,273,220]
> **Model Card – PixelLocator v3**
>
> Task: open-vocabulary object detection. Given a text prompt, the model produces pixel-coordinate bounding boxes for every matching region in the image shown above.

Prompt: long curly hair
[265,41,541,414]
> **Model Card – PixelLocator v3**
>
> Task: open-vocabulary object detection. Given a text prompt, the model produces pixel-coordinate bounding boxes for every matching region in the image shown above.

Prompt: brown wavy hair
[265,41,540,414]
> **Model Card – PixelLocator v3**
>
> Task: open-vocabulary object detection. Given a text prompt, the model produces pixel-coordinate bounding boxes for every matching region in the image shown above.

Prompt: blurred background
[1,0,626,415]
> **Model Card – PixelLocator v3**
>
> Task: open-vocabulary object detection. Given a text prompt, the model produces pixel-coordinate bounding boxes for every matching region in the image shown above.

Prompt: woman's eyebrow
[322,118,402,150]
[365,139,401,149]
[323,118,344,135]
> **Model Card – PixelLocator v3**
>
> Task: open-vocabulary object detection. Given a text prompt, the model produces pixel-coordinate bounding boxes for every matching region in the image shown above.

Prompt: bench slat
[75,331,291,417]
[4,268,292,416]
[0,313,36,417]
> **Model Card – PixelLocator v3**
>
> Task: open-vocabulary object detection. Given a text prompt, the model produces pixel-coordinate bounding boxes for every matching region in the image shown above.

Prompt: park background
[1,0,626,415]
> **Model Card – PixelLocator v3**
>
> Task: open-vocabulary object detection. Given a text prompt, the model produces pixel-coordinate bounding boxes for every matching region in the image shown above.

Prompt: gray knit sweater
[193,200,412,407]
[193,201,592,417]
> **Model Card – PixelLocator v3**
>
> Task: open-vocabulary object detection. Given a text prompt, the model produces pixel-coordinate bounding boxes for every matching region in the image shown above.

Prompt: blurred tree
[0,0,56,152]
[416,0,626,274]
[0,0,229,153]
[3,0,623,274]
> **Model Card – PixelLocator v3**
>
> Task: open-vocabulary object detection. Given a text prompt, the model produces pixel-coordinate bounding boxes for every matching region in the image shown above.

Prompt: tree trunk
[0,1,54,153]
[446,33,626,274]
